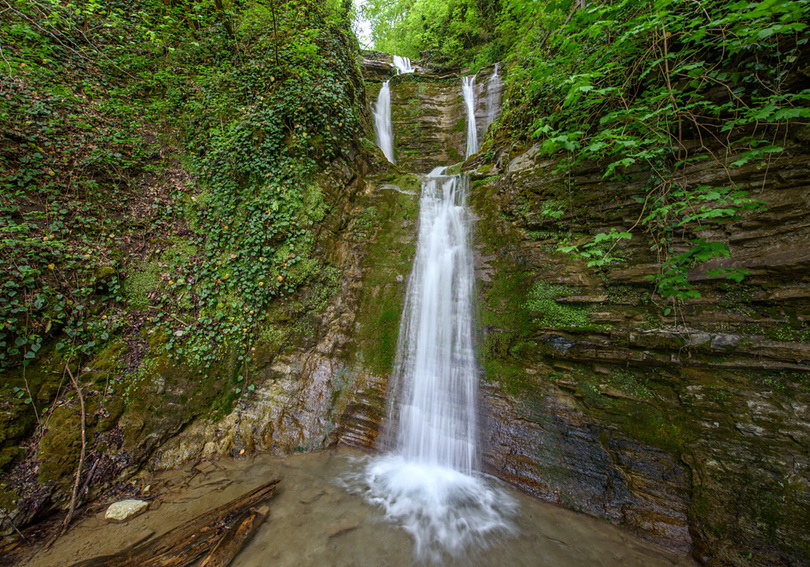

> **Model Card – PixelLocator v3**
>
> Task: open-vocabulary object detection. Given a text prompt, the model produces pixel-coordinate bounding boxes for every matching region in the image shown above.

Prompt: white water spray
[393,55,414,74]
[359,167,515,562]
[373,80,395,164]
[462,75,479,158]
[482,63,502,135]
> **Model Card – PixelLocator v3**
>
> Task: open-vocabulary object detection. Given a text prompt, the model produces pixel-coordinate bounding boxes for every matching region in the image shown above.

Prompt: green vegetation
[1,0,362,373]
[364,0,810,306]
[0,0,371,488]
[501,0,807,302]
[351,175,420,375]
[360,0,500,66]
[526,282,591,328]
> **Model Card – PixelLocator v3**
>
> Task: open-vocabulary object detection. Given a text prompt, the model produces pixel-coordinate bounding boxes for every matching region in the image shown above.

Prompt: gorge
[2,1,809,566]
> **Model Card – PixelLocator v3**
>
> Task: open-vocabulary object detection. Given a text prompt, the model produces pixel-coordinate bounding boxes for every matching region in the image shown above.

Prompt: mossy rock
[350,176,421,376]
[38,406,82,487]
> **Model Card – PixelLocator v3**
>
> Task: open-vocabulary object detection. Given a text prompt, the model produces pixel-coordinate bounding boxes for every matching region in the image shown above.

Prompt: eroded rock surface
[468,131,810,565]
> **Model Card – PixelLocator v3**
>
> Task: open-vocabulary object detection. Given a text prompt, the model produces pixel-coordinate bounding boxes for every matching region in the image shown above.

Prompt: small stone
[105,499,149,523]
[711,333,740,349]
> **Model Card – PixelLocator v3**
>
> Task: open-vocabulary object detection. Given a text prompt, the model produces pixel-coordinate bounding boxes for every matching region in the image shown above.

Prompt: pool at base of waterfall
[22,447,695,567]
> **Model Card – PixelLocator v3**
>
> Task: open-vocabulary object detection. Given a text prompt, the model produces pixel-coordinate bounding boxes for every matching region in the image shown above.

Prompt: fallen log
[199,505,269,567]
[71,478,279,567]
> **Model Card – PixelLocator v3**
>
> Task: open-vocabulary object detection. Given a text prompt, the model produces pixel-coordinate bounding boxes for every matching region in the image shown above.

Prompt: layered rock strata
[468,131,810,565]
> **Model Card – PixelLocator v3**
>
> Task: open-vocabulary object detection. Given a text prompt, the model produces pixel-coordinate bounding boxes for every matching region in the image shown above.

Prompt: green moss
[352,206,378,240]
[470,174,501,191]
[352,177,420,376]
[526,282,592,328]
[481,353,537,396]
[606,368,652,399]
[124,237,196,310]
[618,403,693,455]
[123,257,161,309]
[38,406,82,486]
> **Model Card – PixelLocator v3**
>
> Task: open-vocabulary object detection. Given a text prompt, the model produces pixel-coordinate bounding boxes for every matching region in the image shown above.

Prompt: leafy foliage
[360,0,501,67]
[0,0,363,386]
[498,0,809,300]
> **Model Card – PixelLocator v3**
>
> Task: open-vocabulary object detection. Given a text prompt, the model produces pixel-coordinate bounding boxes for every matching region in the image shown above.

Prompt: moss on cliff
[351,174,420,376]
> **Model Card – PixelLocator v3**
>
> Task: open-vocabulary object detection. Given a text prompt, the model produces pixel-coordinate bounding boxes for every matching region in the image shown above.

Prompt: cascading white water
[373,80,395,164]
[462,75,479,158]
[393,55,414,74]
[482,63,502,135]
[359,167,515,562]
[395,167,477,472]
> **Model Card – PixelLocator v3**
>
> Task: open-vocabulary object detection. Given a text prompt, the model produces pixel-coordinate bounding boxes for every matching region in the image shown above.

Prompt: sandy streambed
[17,447,695,567]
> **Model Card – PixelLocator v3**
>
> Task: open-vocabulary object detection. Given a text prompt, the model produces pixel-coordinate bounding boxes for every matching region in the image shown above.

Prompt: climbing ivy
[0,0,362,384]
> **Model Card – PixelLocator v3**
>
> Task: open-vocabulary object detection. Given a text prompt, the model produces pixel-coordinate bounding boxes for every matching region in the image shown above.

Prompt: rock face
[105,499,149,523]
[387,73,466,172]
[152,168,421,467]
[468,128,810,565]
[362,57,502,172]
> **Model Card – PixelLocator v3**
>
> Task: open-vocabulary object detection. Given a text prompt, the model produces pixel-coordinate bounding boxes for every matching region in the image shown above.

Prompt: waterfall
[393,55,414,74]
[462,75,479,158]
[373,80,395,164]
[395,167,477,472]
[482,63,502,135]
[359,167,515,561]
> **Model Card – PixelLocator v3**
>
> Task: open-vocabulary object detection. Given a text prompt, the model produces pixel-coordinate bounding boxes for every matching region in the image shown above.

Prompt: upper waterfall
[393,55,414,74]
[373,80,395,164]
[462,75,479,158]
[482,63,502,135]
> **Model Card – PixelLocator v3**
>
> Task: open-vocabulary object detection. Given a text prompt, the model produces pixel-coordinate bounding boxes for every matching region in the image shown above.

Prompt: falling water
[482,63,502,135]
[393,55,414,74]
[359,167,515,562]
[395,168,478,472]
[373,80,395,164]
[462,75,479,158]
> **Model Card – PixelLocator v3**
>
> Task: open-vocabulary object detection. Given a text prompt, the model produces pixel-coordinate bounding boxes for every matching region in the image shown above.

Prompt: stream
[21,447,693,567]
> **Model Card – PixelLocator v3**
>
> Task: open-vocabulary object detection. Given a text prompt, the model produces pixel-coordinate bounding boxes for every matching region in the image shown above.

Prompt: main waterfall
[393,167,477,472]
[358,166,514,559]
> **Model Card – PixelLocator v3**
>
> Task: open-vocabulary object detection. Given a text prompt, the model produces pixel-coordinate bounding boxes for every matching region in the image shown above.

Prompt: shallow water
[21,448,694,567]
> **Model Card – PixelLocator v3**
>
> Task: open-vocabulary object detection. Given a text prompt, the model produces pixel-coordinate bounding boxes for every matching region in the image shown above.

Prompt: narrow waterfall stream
[373,80,395,163]
[462,75,479,157]
[483,63,502,135]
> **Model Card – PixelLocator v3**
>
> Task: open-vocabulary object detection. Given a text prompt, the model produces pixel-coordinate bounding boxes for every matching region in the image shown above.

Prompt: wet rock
[471,138,810,563]
[105,499,149,522]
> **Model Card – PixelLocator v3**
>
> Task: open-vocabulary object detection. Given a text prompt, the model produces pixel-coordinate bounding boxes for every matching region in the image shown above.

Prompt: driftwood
[199,505,269,567]
[71,478,279,567]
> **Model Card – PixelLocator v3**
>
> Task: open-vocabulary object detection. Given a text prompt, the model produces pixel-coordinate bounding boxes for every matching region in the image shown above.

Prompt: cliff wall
[468,131,810,564]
